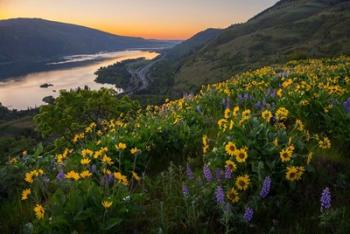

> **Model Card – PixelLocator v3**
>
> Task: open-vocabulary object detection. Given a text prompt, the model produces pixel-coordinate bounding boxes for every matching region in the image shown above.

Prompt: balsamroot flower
[215,186,225,205]
[102,200,113,209]
[259,176,272,198]
[203,164,213,182]
[320,187,331,212]
[21,188,31,200]
[34,204,45,220]
[243,207,254,222]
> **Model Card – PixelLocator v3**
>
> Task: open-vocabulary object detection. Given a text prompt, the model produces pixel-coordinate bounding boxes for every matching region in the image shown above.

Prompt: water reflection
[0,50,158,110]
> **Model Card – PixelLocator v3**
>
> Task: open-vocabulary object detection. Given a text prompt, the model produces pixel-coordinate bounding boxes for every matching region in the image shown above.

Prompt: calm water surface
[0,50,158,110]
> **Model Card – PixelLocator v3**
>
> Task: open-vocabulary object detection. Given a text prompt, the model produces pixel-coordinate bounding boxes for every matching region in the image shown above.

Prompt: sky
[0,0,278,40]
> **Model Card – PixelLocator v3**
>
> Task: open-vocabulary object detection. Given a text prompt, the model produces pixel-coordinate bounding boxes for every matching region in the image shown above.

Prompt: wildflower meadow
[1,57,350,233]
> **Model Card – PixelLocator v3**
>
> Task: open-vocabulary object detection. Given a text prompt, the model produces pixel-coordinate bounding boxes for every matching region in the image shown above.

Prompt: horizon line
[0,17,224,41]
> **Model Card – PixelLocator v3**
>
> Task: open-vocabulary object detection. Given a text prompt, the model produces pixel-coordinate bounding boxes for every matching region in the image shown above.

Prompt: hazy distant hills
[148,0,350,94]
[163,28,223,61]
[0,18,175,78]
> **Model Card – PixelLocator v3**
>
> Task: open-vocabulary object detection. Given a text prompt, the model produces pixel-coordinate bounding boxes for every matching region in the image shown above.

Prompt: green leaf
[102,218,122,230]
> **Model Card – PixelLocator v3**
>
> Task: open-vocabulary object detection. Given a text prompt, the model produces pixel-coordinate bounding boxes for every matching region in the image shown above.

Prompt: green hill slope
[149,0,350,94]
[2,56,350,232]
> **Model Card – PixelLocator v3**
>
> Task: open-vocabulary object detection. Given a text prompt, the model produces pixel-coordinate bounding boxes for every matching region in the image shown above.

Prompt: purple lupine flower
[260,176,272,198]
[203,164,213,182]
[56,171,65,181]
[343,98,350,112]
[215,186,225,205]
[320,187,331,212]
[186,164,194,180]
[90,164,97,173]
[182,183,189,197]
[224,166,232,179]
[270,89,276,98]
[266,88,276,98]
[107,174,114,184]
[255,100,266,110]
[216,168,223,181]
[243,207,254,222]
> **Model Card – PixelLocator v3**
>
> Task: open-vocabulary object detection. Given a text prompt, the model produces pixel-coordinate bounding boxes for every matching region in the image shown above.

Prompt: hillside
[0,18,175,78]
[163,28,222,60]
[148,0,350,94]
[1,56,350,232]
[142,28,222,95]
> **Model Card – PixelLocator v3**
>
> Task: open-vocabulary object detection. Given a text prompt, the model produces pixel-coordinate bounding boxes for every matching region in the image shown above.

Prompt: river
[0,50,158,110]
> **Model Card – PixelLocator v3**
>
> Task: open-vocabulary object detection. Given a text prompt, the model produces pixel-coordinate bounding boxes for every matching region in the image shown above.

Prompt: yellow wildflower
[65,171,80,181]
[81,149,93,157]
[282,79,293,88]
[21,188,31,200]
[24,172,34,184]
[202,135,209,154]
[275,107,289,121]
[217,119,228,130]
[261,110,272,122]
[235,175,250,191]
[307,152,313,165]
[318,137,331,149]
[286,166,297,181]
[227,188,239,203]
[102,155,113,165]
[279,147,293,162]
[80,170,92,178]
[296,166,305,180]
[286,166,304,181]
[34,204,45,220]
[225,142,236,157]
[276,89,283,97]
[80,158,91,165]
[295,119,304,131]
[233,106,240,117]
[113,172,129,186]
[234,148,248,163]
[132,171,141,181]
[224,108,231,119]
[225,160,237,171]
[242,109,251,120]
[229,120,234,130]
[115,143,127,151]
[102,200,113,209]
[130,147,140,155]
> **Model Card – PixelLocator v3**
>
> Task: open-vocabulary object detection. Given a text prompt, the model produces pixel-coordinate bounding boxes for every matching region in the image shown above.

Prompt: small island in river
[40,83,53,88]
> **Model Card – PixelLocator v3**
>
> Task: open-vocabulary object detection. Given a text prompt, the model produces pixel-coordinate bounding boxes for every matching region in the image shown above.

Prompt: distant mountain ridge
[0,18,172,63]
[0,18,176,78]
[147,0,350,94]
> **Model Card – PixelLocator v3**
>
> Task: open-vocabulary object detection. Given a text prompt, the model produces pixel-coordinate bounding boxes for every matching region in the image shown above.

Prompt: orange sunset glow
[0,0,278,40]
